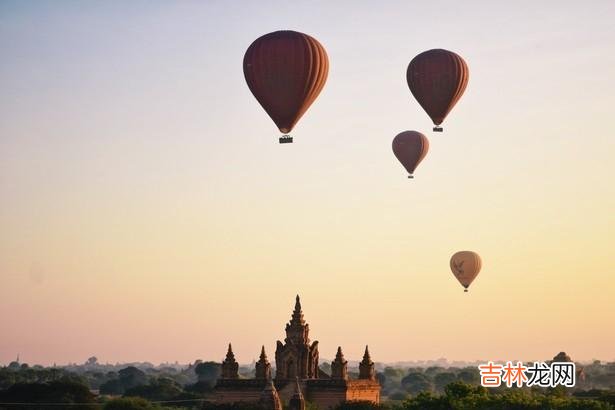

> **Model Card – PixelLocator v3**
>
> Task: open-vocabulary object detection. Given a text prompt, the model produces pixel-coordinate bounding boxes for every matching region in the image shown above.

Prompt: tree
[8,361,20,370]
[389,390,409,401]
[124,377,183,401]
[195,361,221,385]
[100,378,125,395]
[376,372,386,386]
[383,367,405,380]
[86,356,99,366]
[398,382,615,410]
[119,366,148,390]
[456,368,480,384]
[399,391,449,410]
[0,380,96,409]
[443,381,487,400]
[401,372,433,395]
[433,372,456,392]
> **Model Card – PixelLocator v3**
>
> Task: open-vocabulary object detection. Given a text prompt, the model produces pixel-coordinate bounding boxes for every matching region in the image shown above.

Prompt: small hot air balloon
[450,251,482,292]
[243,30,329,144]
[406,49,469,132]
[392,131,429,178]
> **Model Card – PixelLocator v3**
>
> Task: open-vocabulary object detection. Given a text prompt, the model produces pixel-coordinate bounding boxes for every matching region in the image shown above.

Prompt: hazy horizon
[2,0,614,366]
[5,355,613,369]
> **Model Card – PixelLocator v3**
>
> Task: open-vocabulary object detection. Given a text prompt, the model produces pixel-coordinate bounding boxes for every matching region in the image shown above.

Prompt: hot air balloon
[392,131,429,178]
[406,49,468,132]
[243,30,329,144]
[450,251,482,292]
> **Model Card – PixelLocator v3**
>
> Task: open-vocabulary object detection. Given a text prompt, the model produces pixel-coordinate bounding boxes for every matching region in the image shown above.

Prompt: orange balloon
[243,30,328,140]
[392,131,429,178]
[450,251,482,292]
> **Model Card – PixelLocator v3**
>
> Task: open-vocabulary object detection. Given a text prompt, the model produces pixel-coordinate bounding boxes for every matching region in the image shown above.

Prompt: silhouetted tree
[195,362,221,385]
[124,377,183,401]
[457,368,480,384]
[401,372,433,395]
[0,380,96,409]
[119,366,148,390]
[433,372,456,392]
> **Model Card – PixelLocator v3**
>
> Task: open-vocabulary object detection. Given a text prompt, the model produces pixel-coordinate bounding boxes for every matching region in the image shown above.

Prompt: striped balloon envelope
[243,30,329,143]
[406,49,469,132]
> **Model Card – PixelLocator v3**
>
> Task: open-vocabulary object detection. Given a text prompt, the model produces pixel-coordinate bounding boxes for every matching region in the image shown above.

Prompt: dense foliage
[1,359,615,409]
[369,361,615,401]
[331,382,614,409]
[0,379,97,409]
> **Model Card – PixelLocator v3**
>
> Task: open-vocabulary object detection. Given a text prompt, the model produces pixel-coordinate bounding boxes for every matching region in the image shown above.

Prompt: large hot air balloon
[243,30,329,144]
[450,251,482,292]
[406,49,469,132]
[392,131,429,178]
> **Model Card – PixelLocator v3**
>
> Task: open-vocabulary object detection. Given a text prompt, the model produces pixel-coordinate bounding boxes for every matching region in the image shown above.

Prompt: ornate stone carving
[260,380,282,410]
[288,377,305,410]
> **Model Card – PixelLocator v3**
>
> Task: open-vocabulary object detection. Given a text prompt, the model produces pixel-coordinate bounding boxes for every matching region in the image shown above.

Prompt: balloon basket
[279,135,293,144]
[433,126,443,132]
[408,175,414,179]
[464,289,468,293]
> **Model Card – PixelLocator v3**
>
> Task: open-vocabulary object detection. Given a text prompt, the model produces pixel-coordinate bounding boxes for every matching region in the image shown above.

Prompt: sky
[1,0,614,366]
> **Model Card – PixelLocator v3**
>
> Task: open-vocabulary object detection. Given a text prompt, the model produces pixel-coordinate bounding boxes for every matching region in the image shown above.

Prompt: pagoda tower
[331,346,348,380]
[221,343,239,379]
[275,295,319,380]
[359,345,376,381]
[255,345,272,380]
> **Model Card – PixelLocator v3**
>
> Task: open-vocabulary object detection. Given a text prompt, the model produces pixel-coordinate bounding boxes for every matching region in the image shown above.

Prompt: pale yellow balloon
[450,251,482,292]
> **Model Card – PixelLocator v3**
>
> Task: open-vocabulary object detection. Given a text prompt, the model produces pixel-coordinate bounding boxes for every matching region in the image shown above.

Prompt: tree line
[1,358,615,409]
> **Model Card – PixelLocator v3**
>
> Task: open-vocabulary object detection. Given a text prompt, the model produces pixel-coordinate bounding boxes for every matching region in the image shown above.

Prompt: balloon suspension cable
[433,126,443,132]
[408,174,414,179]
[279,135,293,144]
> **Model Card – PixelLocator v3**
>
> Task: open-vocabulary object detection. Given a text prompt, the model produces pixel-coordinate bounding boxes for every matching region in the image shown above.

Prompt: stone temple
[214,295,381,409]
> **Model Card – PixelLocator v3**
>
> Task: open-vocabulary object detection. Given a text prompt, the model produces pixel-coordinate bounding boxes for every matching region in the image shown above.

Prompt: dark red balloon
[406,49,469,129]
[392,131,429,178]
[243,30,328,135]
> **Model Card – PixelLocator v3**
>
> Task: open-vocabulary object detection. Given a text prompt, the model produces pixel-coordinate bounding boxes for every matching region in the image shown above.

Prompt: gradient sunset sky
[1,0,614,366]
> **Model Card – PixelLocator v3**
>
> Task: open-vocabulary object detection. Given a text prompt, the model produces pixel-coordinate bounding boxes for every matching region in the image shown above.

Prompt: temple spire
[290,295,305,325]
[285,295,310,345]
[226,344,235,360]
[331,346,348,380]
[277,295,319,380]
[256,345,272,380]
[359,345,375,380]
[363,345,371,361]
[221,343,239,379]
